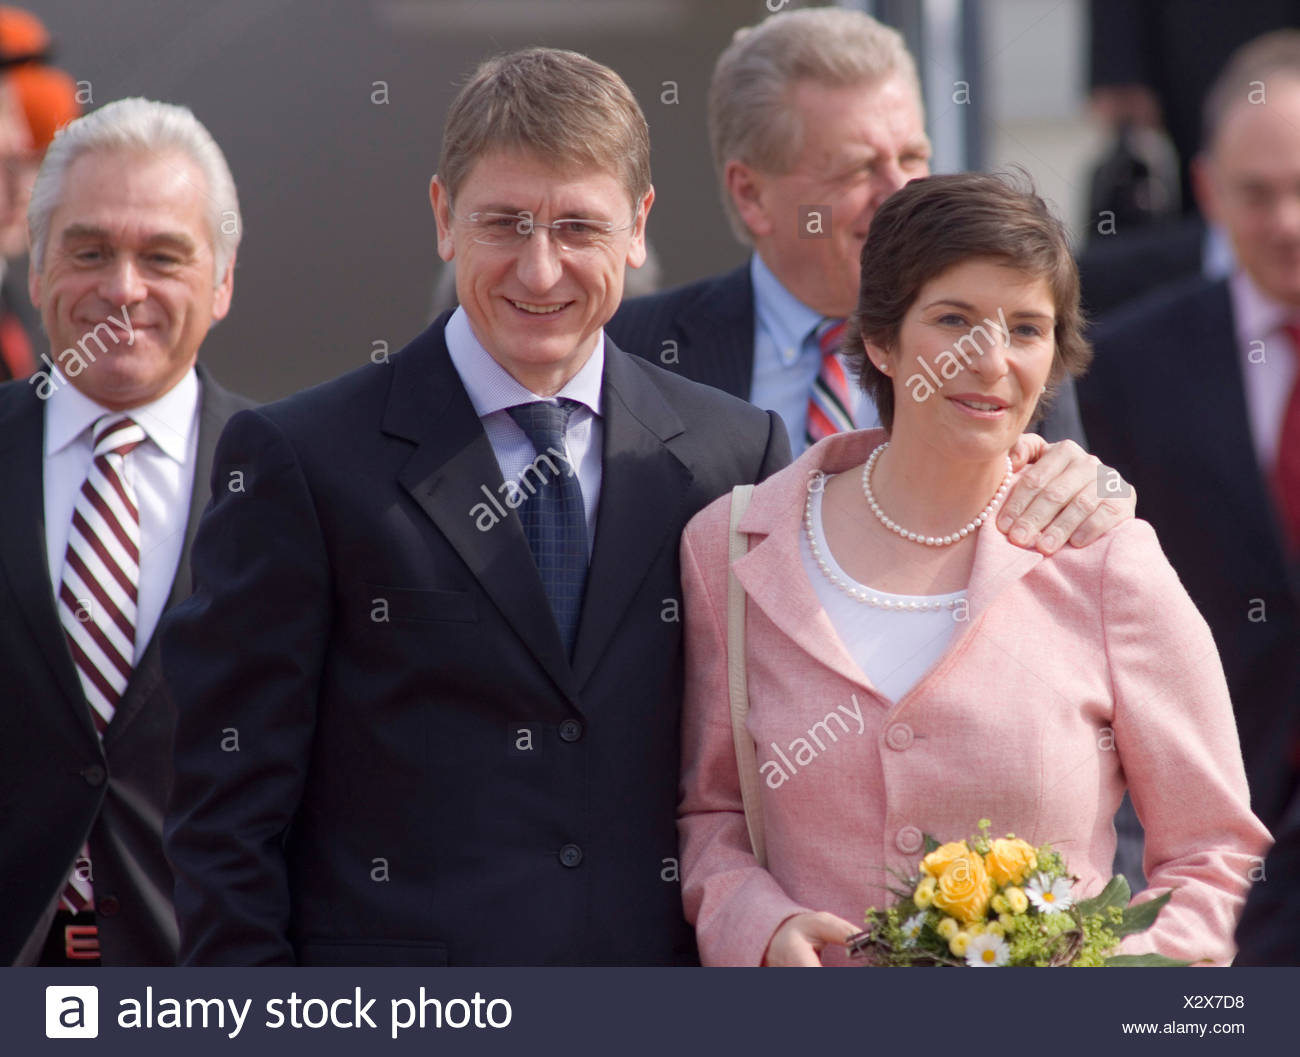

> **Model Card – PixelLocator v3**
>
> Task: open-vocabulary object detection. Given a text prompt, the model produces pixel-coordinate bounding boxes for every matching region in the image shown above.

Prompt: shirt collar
[444,305,604,417]
[44,366,200,462]
[750,252,826,365]
[1230,269,1298,347]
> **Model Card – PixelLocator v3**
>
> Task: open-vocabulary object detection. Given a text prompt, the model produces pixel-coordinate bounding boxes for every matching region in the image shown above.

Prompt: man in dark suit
[160,48,788,968]
[0,97,250,965]
[607,7,1086,459]
[1081,32,1300,843]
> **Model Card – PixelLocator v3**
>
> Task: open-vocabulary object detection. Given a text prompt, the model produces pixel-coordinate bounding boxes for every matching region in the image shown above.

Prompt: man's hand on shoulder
[1003,436,1136,554]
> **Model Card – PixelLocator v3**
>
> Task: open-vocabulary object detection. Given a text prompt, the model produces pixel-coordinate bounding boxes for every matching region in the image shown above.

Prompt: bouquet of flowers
[848,820,1186,966]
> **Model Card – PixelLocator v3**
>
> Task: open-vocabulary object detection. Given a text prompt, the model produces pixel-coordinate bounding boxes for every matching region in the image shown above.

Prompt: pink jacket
[678,430,1271,966]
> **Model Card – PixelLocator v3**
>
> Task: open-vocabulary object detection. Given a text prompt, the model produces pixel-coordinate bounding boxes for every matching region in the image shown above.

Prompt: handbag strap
[726,483,766,868]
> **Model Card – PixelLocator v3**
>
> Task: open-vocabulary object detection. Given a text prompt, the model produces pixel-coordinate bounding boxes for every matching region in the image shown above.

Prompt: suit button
[895,826,923,854]
[559,843,583,868]
[81,764,106,787]
[885,723,914,751]
[559,719,583,743]
[98,895,121,917]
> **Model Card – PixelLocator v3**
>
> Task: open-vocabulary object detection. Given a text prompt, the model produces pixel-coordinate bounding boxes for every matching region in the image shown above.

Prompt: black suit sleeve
[161,408,331,966]
[1037,374,1088,448]
[757,409,793,481]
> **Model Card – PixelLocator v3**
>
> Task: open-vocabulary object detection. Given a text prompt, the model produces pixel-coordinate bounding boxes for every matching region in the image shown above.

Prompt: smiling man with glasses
[160,47,790,967]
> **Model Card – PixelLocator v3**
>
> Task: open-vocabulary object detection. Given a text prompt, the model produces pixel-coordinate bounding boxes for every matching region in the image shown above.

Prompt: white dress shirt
[1230,270,1300,477]
[444,306,603,551]
[43,367,202,665]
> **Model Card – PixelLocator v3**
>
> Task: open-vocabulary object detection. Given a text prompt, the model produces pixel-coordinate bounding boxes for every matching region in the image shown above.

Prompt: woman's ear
[862,337,892,375]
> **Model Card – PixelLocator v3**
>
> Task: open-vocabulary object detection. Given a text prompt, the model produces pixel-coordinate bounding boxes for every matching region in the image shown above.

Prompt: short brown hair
[438,48,650,207]
[845,172,1091,431]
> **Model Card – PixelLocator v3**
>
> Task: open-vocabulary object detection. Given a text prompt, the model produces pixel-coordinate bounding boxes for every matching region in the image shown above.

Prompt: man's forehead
[455,148,634,212]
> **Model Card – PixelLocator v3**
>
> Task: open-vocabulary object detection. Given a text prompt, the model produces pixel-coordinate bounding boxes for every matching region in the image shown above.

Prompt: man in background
[608,7,1086,466]
[1081,31,1300,841]
[0,97,251,964]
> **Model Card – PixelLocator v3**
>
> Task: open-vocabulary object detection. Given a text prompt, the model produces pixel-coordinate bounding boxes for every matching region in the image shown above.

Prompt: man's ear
[429,175,456,262]
[1190,153,1219,225]
[724,159,772,240]
[625,185,655,269]
[210,252,236,324]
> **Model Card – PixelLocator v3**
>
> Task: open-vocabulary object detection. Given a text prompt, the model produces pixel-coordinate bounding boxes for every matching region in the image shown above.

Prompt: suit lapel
[109,368,250,745]
[677,265,756,399]
[386,324,578,702]
[1196,284,1295,571]
[733,431,1045,696]
[570,344,694,688]
[733,432,883,693]
[0,384,97,738]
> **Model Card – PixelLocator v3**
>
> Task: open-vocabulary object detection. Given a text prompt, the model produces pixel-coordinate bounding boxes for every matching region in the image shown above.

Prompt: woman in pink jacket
[677,173,1271,967]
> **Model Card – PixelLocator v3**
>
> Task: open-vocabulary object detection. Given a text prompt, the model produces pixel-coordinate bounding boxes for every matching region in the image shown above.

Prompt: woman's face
[867,257,1057,465]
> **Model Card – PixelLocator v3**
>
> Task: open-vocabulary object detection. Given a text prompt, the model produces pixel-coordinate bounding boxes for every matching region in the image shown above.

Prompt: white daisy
[900,912,926,948]
[1026,873,1075,913]
[965,932,1010,967]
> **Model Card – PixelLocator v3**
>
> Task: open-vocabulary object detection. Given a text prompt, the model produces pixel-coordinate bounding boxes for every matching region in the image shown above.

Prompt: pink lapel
[731,429,1045,692]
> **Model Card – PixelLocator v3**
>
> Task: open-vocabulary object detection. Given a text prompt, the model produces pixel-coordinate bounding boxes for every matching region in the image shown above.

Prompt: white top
[800,483,966,703]
[444,306,603,551]
[43,367,201,664]
[1230,270,1300,477]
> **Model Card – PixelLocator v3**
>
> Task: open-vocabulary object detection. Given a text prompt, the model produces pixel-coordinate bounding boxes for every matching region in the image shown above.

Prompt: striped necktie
[55,415,146,913]
[1274,322,1300,556]
[805,317,854,446]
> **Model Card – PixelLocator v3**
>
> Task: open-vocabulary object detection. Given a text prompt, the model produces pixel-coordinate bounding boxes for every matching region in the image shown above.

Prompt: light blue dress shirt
[444,307,603,551]
[749,254,878,454]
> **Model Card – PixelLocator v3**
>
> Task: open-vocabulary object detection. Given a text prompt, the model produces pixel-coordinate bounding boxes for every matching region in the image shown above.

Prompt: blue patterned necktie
[507,399,589,654]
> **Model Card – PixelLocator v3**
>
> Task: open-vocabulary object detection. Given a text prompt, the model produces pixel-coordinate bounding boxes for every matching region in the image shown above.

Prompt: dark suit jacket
[607,264,1089,446]
[0,366,252,965]
[1080,277,1300,831]
[1235,779,1300,964]
[161,317,791,966]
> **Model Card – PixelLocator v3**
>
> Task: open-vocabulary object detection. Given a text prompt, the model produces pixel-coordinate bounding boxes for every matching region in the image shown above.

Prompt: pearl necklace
[861,442,1011,547]
[804,483,964,611]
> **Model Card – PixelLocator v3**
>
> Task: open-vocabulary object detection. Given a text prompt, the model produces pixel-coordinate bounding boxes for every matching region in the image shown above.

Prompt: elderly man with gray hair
[0,96,251,966]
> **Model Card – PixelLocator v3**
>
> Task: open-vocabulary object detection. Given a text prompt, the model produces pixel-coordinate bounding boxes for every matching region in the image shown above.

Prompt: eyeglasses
[453,208,635,253]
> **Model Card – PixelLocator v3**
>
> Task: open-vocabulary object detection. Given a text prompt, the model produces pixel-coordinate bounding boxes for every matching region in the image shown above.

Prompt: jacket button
[98,895,121,917]
[895,826,923,854]
[559,719,583,743]
[559,843,583,868]
[885,723,914,751]
[81,764,106,787]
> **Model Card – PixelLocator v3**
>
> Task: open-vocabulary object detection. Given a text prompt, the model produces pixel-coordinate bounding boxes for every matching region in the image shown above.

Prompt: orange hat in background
[0,5,80,152]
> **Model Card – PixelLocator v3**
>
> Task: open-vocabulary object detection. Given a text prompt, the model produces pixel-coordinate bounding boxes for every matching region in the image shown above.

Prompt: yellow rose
[914,875,937,908]
[985,838,1038,886]
[931,850,994,924]
[1004,886,1029,914]
[937,917,960,940]
[949,931,971,957]
[921,841,969,878]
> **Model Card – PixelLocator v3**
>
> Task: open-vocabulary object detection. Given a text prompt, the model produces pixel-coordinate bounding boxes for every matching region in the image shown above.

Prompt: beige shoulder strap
[726,483,766,868]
